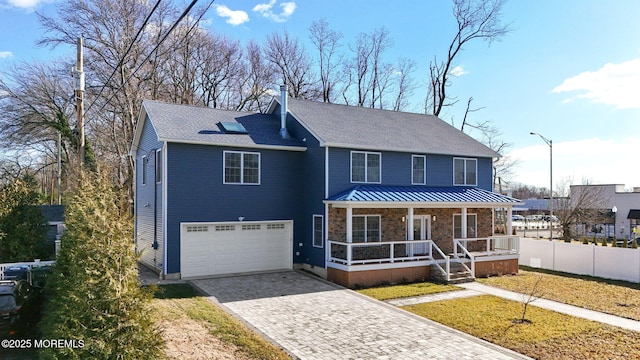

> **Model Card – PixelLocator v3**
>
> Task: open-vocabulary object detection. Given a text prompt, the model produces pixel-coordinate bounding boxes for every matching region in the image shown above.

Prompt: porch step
[430,262,475,284]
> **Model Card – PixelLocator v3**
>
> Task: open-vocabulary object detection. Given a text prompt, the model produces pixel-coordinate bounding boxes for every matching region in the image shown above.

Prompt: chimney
[279,85,290,139]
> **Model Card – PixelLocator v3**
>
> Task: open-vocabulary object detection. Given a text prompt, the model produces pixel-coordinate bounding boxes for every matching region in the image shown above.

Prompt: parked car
[511,215,525,221]
[0,280,34,337]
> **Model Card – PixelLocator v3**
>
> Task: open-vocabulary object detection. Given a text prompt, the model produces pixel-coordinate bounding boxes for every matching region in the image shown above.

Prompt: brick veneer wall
[327,206,495,254]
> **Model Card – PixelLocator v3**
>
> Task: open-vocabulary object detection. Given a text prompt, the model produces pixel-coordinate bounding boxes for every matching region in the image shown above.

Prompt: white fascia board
[323,142,498,159]
[158,138,307,152]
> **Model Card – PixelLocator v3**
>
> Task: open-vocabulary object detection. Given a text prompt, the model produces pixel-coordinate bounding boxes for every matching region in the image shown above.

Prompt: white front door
[411,215,431,256]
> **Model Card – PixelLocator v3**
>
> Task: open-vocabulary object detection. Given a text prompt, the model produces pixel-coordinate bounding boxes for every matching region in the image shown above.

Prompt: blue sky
[1,0,639,190]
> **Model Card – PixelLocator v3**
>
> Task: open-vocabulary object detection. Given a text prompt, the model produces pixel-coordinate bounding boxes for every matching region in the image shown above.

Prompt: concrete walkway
[191,271,531,360]
[389,282,640,333]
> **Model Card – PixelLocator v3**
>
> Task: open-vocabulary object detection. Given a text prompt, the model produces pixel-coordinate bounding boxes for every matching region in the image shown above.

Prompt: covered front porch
[324,185,523,288]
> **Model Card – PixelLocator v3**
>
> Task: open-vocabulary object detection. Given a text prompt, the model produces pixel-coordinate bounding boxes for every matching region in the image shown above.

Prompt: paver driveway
[191,271,530,360]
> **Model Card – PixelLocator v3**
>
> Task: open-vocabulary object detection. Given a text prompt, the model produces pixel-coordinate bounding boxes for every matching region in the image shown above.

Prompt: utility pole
[74,37,85,169]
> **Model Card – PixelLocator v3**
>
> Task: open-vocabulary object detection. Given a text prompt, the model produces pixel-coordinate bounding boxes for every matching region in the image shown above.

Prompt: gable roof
[131,100,306,156]
[272,98,499,158]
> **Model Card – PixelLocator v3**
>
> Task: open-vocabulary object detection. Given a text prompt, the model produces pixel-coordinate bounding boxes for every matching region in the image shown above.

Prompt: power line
[86,0,200,124]
[84,0,163,116]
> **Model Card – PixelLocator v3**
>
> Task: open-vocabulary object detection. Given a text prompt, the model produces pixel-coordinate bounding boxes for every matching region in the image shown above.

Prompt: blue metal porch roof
[327,185,522,205]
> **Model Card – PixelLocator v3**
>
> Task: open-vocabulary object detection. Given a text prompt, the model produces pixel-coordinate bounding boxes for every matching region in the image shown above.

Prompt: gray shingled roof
[284,98,499,158]
[140,100,305,150]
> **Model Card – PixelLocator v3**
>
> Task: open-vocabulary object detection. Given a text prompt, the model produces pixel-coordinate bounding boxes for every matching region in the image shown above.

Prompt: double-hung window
[412,155,426,185]
[453,158,477,186]
[155,149,162,184]
[351,151,381,183]
[352,215,381,243]
[312,215,323,248]
[141,156,148,186]
[224,151,260,185]
[453,213,477,239]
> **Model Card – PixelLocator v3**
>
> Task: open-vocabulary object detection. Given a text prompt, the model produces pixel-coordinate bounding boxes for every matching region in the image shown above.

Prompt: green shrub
[40,172,164,359]
[601,237,608,247]
[0,176,49,262]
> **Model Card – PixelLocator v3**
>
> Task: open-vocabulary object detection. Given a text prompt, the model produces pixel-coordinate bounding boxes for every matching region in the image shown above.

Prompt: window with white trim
[352,215,381,243]
[412,155,426,185]
[453,158,477,186]
[453,213,477,239]
[351,151,381,183]
[313,215,323,248]
[155,149,162,184]
[224,151,260,185]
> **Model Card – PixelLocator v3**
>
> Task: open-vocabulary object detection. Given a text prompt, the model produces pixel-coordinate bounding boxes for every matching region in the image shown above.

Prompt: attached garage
[180,220,293,278]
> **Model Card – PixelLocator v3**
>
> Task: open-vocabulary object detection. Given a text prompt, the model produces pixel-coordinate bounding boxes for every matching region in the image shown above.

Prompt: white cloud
[0,51,13,59]
[253,0,296,23]
[5,0,50,11]
[508,137,639,189]
[214,5,249,26]
[552,58,640,109]
[449,65,467,77]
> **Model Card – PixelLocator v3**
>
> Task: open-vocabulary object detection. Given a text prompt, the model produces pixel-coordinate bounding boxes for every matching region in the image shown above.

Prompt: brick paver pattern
[192,272,530,360]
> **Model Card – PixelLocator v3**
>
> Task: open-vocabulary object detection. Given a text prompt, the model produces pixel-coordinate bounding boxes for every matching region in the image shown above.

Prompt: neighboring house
[131,86,523,287]
[39,205,65,258]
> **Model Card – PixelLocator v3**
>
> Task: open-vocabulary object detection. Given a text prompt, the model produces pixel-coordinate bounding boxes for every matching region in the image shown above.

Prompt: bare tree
[264,30,319,100]
[425,0,509,116]
[233,40,277,112]
[0,62,78,182]
[345,27,393,108]
[392,57,417,111]
[555,179,609,241]
[309,18,343,103]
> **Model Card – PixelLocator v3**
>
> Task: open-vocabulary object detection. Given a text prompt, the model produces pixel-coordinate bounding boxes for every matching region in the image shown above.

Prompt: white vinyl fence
[519,237,640,283]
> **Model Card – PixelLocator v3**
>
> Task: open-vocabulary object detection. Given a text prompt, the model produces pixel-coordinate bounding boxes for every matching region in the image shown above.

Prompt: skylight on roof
[219,122,248,134]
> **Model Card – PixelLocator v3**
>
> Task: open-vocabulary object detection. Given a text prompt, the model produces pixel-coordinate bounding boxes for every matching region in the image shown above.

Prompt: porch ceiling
[325,185,523,208]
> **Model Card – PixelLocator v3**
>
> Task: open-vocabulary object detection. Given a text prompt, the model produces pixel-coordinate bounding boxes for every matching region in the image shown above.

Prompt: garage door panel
[181,221,293,278]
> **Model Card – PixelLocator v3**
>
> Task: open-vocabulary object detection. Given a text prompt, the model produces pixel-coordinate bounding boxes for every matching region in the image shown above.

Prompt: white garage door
[180,221,293,278]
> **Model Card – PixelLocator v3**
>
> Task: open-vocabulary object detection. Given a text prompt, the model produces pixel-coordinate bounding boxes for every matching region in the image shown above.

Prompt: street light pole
[530,132,553,241]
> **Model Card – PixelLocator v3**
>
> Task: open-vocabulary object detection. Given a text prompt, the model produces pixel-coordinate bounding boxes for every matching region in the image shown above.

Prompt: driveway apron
[191,271,530,360]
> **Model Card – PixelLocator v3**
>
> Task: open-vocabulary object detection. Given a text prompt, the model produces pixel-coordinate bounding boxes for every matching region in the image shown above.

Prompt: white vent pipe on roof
[280,85,290,139]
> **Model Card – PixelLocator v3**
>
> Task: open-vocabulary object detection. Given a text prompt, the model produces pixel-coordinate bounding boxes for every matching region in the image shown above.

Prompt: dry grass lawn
[478,267,640,321]
[152,284,291,360]
[357,281,459,300]
[404,295,640,360]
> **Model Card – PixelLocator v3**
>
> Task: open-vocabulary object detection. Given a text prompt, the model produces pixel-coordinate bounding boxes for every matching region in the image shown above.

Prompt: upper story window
[453,158,477,186]
[412,155,426,185]
[351,151,381,183]
[155,149,162,184]
[224,151,260,185]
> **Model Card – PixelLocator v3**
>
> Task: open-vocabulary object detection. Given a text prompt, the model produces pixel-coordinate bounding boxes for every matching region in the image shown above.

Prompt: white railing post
[390,243,395,263]
[346,242,352,265]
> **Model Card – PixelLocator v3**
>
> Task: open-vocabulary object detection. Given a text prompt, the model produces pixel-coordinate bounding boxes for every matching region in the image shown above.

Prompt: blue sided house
[131,86,523,287]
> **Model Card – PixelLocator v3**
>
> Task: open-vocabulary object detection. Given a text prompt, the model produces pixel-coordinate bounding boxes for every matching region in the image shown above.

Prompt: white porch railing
[454,235,520,257]
[327,239,444,265]
[0,260,55,280]
[327,239,453,280]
